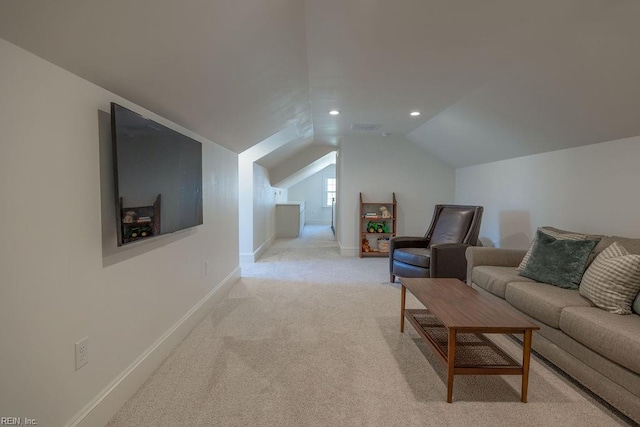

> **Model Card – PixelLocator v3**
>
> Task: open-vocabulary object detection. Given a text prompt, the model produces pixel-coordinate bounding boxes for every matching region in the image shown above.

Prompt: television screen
[111,102,203,246]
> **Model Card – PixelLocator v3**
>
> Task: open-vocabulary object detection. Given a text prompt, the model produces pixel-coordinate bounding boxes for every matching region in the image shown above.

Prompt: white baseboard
[239,252,255,263]
[65,267,241,427]
[339,245,358,257]
[240,233,275,263]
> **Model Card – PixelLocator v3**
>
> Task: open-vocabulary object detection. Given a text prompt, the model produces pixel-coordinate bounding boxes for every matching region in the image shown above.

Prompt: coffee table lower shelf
[405,309,528,402]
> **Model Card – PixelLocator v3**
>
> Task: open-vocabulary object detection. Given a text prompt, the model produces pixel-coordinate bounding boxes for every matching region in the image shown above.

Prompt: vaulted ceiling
[1,1,639,171]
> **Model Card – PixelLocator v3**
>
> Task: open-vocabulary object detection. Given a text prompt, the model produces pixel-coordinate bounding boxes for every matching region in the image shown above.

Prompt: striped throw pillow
[517,228,591,272]
[579,242,640,315]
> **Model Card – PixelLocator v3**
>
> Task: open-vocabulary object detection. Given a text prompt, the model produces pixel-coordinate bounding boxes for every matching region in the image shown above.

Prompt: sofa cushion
[517,227,600,272]
[518,230,599,289]
[505,282,593,328]
[560,306,640,375]
[393,248,430,268]
[595,236,640,256]
[472,266,535,299]
[580,242,640,315]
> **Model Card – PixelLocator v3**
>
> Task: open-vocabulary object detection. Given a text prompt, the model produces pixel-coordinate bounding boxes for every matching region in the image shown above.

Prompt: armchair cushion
[430,209,475,244]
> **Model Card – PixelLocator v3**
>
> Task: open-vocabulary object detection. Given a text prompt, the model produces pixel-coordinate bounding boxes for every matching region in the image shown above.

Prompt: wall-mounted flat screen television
[111,102,203,246]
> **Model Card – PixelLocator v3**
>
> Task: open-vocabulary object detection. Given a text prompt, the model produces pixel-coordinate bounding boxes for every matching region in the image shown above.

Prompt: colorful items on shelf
[366,221,390,233]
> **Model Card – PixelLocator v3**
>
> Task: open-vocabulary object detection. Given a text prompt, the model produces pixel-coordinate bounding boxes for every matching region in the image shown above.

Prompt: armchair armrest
[430,243,470,281]
[389,236,429,251]
[389,236,430,280]
[465,247,527,285]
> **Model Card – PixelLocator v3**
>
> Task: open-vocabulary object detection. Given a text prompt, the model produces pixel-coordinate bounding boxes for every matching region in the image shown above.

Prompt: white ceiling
[1,1,639,169]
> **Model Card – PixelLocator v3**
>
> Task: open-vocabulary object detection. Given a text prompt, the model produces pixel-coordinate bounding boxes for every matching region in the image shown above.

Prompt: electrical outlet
[75,337,89,370]
[205,261,209,276]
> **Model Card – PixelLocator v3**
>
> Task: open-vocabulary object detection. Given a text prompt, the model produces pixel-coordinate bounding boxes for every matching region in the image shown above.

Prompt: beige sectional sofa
[466,229,640,424]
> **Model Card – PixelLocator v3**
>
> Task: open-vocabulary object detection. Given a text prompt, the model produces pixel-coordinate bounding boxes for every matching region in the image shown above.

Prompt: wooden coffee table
[400,278,540,403]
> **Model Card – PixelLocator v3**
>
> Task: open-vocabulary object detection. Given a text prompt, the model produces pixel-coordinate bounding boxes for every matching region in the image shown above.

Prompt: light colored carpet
[108,225,626,426]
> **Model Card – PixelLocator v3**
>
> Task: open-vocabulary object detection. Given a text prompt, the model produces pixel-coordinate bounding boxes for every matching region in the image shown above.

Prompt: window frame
[323,176,337,208]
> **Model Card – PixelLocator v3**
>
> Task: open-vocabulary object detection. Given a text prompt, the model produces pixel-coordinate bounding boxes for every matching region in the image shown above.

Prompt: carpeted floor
[108,225,627,426]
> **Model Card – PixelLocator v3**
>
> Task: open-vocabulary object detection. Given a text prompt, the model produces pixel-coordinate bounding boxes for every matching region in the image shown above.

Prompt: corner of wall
[339,244,358,257]
[240,232,276,263]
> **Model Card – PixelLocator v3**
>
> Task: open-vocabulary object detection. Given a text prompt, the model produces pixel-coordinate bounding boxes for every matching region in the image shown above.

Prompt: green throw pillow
[518,230,599,289]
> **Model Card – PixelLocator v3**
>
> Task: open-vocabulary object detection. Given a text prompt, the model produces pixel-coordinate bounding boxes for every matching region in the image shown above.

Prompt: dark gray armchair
[389,204,483,282]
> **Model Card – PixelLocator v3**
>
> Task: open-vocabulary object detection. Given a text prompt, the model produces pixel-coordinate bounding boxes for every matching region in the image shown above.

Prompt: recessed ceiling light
[329,110,340,115]
[410,111,421,116]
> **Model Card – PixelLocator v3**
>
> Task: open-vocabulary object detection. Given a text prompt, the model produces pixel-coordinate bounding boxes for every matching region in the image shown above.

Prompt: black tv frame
[111,102,203,246]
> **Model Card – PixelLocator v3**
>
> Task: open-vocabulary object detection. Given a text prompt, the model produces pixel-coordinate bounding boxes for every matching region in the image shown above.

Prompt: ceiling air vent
[350,123,382,132]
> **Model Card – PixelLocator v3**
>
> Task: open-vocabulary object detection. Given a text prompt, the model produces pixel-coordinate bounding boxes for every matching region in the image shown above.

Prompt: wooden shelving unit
[118,194,161,246]
[359,192,397,258]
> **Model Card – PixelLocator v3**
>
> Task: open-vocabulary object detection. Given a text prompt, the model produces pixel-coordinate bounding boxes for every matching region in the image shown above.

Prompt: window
[324,177,336,207]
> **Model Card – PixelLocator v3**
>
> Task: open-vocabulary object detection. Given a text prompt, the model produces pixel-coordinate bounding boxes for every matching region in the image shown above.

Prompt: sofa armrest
[465,247,527,285]
[430,243,470,281]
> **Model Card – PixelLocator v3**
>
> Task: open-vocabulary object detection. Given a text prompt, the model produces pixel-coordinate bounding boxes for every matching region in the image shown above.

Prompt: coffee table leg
[521,329,533,403]
[447,328,456,403]
[400,284,406,332]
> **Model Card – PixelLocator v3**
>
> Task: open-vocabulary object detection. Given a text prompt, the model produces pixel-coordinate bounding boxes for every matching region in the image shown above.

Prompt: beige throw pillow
[517,227,591,272]
[579,242,640,315]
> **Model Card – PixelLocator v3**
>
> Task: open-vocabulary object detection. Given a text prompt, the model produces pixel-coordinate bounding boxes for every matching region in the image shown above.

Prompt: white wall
[253,164,280,253]
[288,164,336,225]
[238,127,298,263]
[0,39,239,426]
[238,155,254,259]
[337,135,455,256]
[455,136,640,248]
[275,188,288,204]
[239,161,284,263]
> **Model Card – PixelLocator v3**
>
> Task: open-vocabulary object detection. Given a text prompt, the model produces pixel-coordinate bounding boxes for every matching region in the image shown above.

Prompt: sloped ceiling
[268,145,336,188]
[0,1,312,154]
[1,1,638,170]
[407,1,640,167]
[272,150,336,189]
